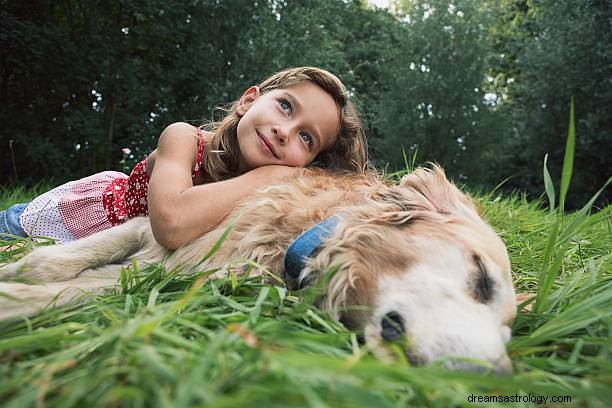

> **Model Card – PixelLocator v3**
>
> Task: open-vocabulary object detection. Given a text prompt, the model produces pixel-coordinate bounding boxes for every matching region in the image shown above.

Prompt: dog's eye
[381,311,405,341]
[473,255,494,303]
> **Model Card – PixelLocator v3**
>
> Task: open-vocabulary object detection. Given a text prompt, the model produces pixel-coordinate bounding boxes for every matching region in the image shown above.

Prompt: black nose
[381,311,405,341]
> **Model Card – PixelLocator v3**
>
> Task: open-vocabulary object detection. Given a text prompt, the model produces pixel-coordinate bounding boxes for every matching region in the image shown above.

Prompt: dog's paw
[0,246,83,283]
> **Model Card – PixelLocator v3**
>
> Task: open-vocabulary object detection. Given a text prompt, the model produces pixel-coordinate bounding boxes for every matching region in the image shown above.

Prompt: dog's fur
[0,166,516,373]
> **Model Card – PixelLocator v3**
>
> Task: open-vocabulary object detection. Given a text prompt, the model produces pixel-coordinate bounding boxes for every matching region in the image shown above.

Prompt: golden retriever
[0,166,516,373]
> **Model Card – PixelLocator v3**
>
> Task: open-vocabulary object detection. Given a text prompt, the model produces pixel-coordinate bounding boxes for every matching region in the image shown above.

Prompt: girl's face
[235,82,340,172]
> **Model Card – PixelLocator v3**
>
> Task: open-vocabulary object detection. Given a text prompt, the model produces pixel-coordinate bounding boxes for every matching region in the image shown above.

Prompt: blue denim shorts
[0,203,29,239]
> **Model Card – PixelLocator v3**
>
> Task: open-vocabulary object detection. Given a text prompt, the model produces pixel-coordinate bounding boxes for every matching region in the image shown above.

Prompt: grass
[1,189,609,407]
[1,108,610,407]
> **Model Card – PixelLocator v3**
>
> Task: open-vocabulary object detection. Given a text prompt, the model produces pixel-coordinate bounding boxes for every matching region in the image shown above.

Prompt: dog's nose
[381,311,405,341]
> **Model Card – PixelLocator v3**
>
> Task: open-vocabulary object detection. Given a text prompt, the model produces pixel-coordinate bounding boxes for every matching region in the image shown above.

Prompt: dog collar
[284,215,341,286]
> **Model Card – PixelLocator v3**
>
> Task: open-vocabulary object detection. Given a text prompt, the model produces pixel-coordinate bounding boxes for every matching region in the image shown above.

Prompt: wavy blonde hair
[201,67,368,180]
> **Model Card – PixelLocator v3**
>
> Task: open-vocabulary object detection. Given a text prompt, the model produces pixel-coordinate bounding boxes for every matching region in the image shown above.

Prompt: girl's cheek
[283,144,310,166]
[297,150,311,166]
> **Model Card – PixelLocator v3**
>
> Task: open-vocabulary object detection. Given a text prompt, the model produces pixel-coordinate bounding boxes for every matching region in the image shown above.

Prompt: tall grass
[0,104,610,406]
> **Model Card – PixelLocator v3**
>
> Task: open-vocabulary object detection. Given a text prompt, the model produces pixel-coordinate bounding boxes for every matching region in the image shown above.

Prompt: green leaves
[558,97,575,213]
[535,99,610,315]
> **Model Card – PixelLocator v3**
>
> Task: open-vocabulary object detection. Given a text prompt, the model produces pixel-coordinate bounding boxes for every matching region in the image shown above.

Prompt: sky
[368,0,391,8]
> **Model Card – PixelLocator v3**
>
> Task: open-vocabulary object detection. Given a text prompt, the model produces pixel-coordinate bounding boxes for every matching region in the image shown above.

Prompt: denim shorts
[0,203,29,239]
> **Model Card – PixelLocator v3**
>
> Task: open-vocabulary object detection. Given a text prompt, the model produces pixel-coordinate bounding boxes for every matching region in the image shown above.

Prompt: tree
[0,0,263,184]
[490,0,611,208]
[371,0,509,185]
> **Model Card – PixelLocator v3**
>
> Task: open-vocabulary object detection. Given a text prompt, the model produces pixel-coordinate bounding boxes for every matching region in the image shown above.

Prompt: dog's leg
[0,267,122,321]
[0,217,152,283]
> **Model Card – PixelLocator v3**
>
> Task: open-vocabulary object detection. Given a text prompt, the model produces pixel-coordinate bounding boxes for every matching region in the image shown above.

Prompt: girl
[0,67,368,250]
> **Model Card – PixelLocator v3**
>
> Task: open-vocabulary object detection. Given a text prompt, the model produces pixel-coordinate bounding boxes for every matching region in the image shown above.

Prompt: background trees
[372,0,508,185]
[489,0,611,208]
[1,0,609,208]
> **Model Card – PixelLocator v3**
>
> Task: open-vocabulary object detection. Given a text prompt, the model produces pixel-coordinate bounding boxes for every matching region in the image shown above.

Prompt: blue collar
[284,215,341,287]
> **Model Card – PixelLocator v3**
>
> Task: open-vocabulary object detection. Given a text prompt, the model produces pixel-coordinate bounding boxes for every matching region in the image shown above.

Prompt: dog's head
[301,166,516,373]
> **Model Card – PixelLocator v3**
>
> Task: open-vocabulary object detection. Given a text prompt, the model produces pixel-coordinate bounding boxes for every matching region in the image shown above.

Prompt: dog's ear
[367,185,435,225]
[399,164,480,219]
[362,165,480,225]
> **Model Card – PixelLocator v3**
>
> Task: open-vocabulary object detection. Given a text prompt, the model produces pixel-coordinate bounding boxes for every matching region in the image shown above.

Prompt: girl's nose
[272,124,290,145]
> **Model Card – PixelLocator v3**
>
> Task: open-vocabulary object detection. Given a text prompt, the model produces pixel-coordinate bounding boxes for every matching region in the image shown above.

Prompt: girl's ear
[236,86,260,116]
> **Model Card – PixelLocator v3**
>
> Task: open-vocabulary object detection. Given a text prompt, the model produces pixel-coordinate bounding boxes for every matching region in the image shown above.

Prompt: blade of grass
[543,153,555,213]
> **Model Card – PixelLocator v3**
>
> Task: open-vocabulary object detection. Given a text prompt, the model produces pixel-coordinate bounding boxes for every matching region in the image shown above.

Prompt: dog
[0,166,516,373]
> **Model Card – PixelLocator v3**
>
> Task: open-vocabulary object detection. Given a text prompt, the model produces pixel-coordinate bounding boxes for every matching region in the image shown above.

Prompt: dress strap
[192,127,205,179]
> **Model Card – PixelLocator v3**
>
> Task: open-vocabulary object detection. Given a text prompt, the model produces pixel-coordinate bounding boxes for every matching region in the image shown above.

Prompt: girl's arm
[147,122,298,250]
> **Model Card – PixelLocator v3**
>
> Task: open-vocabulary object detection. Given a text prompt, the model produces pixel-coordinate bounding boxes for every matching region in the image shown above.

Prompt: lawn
[0,175,609,407]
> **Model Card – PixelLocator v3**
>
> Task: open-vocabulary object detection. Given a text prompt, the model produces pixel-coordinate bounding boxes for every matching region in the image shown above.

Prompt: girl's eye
[280,99,291,114]
[300,131,313,148]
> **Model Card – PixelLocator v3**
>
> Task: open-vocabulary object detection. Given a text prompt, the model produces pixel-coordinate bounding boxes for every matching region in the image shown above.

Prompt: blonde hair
[201,67,368,180]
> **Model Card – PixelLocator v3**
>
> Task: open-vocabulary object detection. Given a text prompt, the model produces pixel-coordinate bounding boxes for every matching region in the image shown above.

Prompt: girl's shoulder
[146,123,210,177]
[161,122,200,138]
[161,122,213,144]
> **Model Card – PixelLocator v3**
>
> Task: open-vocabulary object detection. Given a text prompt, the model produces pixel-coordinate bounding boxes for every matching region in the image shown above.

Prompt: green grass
[1,189,610,407]
[0,182,57,210]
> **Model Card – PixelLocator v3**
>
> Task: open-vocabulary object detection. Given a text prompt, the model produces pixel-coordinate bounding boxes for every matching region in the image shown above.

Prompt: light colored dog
[0,166,516,373]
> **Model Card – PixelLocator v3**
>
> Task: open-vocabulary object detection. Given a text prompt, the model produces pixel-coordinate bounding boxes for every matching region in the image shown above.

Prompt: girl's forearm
[149,166,298,249]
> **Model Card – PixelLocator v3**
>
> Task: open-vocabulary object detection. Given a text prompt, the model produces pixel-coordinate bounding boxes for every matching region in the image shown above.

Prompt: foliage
[373,0,509,186]
[1,0,270,182]
[0,0,609,208]
[488,0,612,208]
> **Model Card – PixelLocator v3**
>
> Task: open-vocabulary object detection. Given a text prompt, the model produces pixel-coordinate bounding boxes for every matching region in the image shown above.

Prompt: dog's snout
[381,311,405,341]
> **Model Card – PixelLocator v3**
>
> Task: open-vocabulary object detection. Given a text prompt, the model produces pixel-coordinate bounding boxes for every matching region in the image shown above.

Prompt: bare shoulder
[157,122,201,158]
[159,122,199,143]
[159,122,215,146]
[145,123,202,176]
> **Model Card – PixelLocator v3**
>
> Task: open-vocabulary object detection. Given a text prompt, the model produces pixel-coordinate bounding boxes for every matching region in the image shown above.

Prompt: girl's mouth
[257,131,279,159]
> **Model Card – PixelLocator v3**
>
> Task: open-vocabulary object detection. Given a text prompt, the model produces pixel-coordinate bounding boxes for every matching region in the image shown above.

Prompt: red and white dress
[20,130,205,244]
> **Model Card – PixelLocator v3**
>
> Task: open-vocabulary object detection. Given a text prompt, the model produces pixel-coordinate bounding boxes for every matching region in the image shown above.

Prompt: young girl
[0,67,368,250]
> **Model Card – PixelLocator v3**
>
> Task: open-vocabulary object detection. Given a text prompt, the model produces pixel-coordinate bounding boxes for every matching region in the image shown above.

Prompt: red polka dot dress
[102,134,204,225]
[19,128,205,244]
